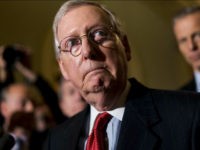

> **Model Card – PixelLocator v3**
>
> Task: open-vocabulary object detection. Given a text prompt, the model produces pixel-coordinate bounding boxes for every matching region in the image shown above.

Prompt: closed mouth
[83,65,107,80]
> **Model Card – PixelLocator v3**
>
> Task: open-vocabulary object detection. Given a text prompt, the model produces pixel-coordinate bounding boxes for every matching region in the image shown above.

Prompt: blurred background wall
[0,0,200,90]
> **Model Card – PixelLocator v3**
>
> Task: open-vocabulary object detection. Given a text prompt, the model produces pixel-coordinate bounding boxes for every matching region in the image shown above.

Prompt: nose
[188,38,198,51]
[81,36,96,60]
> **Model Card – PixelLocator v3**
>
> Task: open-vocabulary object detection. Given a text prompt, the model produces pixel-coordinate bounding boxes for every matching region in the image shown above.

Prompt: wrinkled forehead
[60,4,111,26]
[57,5,111,40]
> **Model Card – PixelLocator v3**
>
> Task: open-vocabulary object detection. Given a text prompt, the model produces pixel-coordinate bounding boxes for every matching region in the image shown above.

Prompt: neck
[101,81,130,111]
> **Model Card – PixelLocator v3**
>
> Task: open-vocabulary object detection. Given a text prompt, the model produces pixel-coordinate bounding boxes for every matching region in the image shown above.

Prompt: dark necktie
[86,112,112,150]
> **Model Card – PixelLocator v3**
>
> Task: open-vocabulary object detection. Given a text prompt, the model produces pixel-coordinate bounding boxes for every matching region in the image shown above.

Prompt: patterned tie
[86,112,112,150]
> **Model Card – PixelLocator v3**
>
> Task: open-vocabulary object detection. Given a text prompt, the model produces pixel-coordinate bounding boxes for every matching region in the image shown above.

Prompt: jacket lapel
[61,106,90,150]
[117,78,161,150]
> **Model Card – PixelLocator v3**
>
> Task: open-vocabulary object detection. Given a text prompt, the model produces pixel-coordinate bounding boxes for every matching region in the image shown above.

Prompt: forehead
[174,12,200,30]
[57,5,111,40]
[174,12,200,37]
[4,84,27,100]
[9,84,27,93]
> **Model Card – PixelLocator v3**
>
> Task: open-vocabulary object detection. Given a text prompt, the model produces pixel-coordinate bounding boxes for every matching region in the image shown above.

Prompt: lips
[188,53,200,61]
[84,66,106,80]
[85,68,105,77]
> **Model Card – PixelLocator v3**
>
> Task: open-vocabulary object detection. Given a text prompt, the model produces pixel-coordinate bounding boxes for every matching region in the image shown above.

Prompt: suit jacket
[44,78,200,150]
[180,78,197,92]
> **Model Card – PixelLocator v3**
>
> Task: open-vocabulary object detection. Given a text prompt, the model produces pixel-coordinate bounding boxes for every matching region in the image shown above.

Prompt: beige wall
[1,0,199,90]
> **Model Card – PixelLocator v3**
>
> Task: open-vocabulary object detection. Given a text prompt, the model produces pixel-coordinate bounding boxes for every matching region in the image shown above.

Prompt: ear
[57,58,70,80]
[121,35,131,61]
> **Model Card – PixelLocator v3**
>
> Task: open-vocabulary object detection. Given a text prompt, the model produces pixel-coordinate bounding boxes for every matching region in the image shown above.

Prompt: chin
[95,105,111,111]
[84,91,114,111]
[92,85,106,93]
[92,100,112,111]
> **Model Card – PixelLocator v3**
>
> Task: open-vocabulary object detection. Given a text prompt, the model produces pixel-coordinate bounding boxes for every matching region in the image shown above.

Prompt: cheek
[62,60,83,88]
[60,57,78,78]
[106,46,127,73]
[111,46,126,66]
[179,46,189,57]
[68,65,81,81]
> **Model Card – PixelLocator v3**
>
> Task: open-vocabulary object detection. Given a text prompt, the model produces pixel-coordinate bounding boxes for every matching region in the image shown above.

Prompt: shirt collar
[194,71,200,92]
[194,71,200,82]
[88,81,131,134]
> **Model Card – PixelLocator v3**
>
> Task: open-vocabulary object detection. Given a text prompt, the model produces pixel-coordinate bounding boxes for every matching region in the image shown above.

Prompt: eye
[178,37,187,45]
[65,37,81,50]
[91,28,110,44]
[194,32,200,40]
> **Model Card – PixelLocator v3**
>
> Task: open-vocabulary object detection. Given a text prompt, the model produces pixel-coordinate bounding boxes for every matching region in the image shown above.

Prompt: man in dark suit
[173,6,200,92]
[45,1,200,149]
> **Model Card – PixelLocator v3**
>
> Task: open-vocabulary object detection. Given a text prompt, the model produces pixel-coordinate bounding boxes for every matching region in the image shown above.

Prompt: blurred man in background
[173,6,200,91]
[0,83,34,131]
[0,44,87,149]
[58,78,87,118]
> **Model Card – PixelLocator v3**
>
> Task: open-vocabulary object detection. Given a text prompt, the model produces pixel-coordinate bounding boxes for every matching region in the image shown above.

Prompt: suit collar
[60,78,162,150]
[117,78,161,150]
[127,78,160,126]
[61,105,90,150]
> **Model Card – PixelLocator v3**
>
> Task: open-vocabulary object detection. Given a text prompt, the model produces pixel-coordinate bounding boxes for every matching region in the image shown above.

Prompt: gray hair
[173,5,200,25]
[52,0,124,58]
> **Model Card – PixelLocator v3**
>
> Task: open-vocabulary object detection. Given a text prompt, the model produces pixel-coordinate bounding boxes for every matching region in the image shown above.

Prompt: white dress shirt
[84,81,131,150]
[194,71,200,92]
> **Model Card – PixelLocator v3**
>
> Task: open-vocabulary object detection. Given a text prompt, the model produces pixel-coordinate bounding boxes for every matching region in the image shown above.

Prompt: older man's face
[57,5,130,111]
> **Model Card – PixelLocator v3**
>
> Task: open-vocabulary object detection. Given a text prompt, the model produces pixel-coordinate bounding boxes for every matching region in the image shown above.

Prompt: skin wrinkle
[57,5,130,111]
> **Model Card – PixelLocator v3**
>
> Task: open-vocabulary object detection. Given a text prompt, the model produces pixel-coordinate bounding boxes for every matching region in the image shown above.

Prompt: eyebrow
[59,24,111,42]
